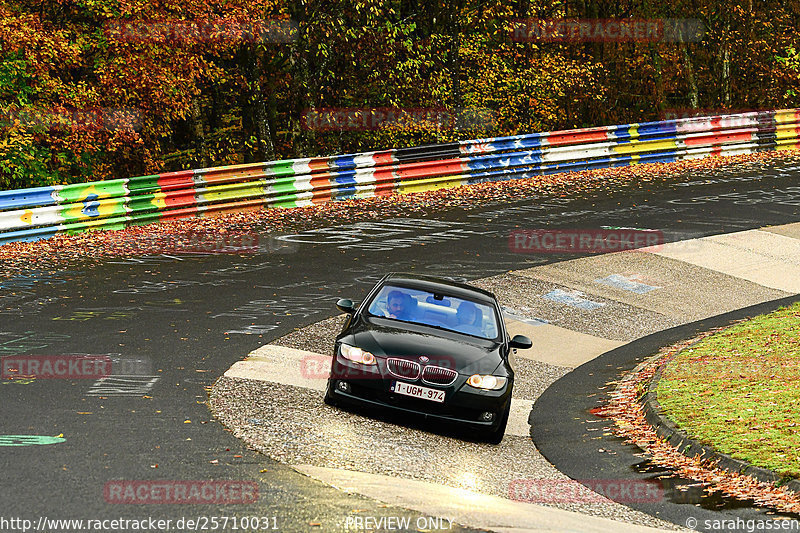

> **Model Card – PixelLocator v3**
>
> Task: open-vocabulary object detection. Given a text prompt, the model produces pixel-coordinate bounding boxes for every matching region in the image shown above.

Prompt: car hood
[341,317,505,376]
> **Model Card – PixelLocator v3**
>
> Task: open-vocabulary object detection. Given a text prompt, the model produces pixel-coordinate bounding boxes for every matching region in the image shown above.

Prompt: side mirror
[509,334,532,350]
[336,298,356,314]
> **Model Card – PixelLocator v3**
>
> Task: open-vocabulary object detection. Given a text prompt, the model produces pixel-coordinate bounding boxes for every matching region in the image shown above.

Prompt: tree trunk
[190,98,210,167]
[251,80,275,162]
[679,22,699,109]
[721,45,730,107]
[651,45,666,115]
[287,0,313,157]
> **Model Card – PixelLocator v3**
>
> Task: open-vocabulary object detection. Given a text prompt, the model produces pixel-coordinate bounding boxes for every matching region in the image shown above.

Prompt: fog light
[337,381,350,393]
[480,411,494,422]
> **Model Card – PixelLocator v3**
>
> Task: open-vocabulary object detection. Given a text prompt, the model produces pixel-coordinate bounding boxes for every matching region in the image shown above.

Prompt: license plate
[391,381,445,403]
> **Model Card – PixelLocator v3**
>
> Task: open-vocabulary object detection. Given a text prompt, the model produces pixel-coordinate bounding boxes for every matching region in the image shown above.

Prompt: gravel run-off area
[210,283,685,531]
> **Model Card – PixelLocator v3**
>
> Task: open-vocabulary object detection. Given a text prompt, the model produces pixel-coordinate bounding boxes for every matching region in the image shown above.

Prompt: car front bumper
[328,354,512,431]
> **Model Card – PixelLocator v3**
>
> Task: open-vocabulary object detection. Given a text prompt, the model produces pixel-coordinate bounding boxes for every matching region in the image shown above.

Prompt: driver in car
[454,301,483,336]
[384,290,415,321]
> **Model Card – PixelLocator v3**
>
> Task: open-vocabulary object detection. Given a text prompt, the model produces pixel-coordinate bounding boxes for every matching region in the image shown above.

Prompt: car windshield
[365,284,499,340]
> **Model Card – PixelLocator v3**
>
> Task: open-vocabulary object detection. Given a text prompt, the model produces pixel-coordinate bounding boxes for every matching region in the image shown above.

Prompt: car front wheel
[323,379,339,407]
[484,403,510,444]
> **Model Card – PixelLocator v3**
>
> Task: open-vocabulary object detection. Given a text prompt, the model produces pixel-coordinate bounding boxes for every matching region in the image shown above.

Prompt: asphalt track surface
[2,158,800,532]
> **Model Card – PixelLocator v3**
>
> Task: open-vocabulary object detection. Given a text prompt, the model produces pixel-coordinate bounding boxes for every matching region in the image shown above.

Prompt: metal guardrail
[1,109,798,245]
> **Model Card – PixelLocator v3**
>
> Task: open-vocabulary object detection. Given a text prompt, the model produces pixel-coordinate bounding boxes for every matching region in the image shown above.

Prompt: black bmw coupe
[324,273,532,443]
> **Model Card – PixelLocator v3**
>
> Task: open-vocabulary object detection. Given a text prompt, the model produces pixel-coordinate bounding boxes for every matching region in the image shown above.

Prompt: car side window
[367,293,391,317]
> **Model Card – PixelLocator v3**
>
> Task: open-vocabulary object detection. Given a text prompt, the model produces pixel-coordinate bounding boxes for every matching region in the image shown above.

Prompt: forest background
[1,0,798,189]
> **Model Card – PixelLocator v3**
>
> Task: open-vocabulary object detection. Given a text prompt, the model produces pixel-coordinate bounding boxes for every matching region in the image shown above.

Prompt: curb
[641,349,800,494]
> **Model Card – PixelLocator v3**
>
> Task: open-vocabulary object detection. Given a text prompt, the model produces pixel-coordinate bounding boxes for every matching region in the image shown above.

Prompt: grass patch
[656,301,800,478]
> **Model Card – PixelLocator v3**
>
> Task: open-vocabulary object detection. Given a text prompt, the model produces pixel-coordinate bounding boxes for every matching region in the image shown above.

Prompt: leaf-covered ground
[599,327,800,516]
[657,302,800,478]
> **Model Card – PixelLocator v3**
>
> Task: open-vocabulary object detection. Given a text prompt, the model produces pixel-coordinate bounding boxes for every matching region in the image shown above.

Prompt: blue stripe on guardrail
[0,187,59,210]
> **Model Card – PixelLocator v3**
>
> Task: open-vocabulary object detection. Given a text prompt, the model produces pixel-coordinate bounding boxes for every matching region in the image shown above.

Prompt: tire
[484,403,510,444]
[323,379,338,407]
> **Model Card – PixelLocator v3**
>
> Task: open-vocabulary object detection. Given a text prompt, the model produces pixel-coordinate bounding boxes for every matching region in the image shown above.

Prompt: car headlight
[466,374,507,390]
[339,343,376,365]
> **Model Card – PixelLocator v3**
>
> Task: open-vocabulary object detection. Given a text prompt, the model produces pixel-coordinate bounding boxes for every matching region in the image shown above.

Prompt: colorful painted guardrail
[1,109,799,245]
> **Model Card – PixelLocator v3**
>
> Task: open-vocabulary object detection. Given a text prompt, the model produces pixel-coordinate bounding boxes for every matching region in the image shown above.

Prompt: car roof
[382,273,497,304]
